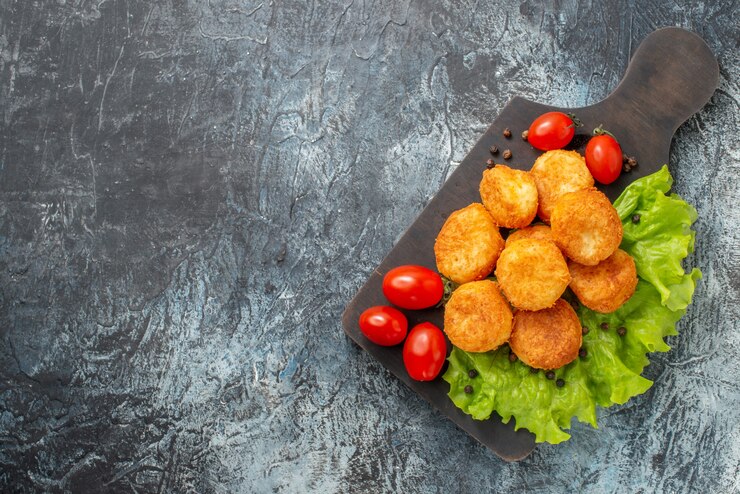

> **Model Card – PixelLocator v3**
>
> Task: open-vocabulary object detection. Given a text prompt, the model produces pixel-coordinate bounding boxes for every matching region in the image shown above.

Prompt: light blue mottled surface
[0,1,738,492]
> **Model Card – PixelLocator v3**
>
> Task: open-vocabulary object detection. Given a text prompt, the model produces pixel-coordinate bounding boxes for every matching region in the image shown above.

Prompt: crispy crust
[530,150,594,223]
[505,224,553,247]
[434,203,505,284]
[510,299,582,370]
[550,188,623,266]
[495,238,571,311]
[479,165,539,229]
[443,280,513,353]
[569,248,638,313]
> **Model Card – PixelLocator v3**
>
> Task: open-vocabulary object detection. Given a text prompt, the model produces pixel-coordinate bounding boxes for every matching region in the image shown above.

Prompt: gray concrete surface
[1,1,738,492]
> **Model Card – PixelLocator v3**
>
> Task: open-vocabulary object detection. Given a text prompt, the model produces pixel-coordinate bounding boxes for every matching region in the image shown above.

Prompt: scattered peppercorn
[545,371,555,380]
[617,326,627,337]
[530,367,539,374]
[521,130,529,141]
[600,322,609,330]
[579,348,588,358]
[468,369,478,378]
[622,154,638,172]
[503,149,512,159]
[486,158,495,169]
[632,214,641,224]
[508,352,517,362]
[464,385,473,394]
[582,326,590,335]
[556,379,565,388]
[489,145,499,155]
[503,128,512,138]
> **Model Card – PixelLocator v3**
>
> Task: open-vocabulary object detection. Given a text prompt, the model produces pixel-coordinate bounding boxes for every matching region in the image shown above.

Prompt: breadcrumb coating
[510,299,582,370]
[569,248,638,313]
[530,150,594,223]
[480,165,539,229]
[444,280,513,353]
[434,203,505,284]
[495,238,571,311]
[551,188,623,266]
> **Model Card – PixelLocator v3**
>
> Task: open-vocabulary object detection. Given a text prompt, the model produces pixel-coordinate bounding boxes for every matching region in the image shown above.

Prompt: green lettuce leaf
[613,165,700,311]
[443,166,701,444]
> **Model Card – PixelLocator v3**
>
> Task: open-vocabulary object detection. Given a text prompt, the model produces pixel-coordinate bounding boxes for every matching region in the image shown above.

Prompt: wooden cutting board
[341,27,718,461]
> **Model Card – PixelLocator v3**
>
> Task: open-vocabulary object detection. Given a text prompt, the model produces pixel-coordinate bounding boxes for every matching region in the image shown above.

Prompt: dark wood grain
[342,27,719,461]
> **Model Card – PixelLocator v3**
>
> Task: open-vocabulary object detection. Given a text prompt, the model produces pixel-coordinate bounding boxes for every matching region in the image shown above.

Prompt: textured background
[1,0,738,492]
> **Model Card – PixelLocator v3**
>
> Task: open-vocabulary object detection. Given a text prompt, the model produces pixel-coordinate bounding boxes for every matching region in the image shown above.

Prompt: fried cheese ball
[530,150,594,223]
[444,280,513,353]
[569,248,638,313]
[434,203,505,284]
[509,299,582,370]
[505,224,553,247]
[495,238,570,311]
[550,188,623,266]
[479,165,539,229]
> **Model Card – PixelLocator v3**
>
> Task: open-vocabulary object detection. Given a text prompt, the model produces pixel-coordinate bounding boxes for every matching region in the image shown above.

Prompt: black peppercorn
[486,158,495,169]
[464,385,473,394]
[600,322,609,331]
[632,214,641,224]
[617,326,627,337]
[579,348,587,358]
[521,130,529,141]
[582,326,590,335]
[545,371,555,380]
[530,367,539,374]
[489,145,499,155]
[468,369,478,378]
[508,352,517,362]
[503,128,512,138]
[503,149,512,159]
[623,163,632,173]
[556,379,565,388]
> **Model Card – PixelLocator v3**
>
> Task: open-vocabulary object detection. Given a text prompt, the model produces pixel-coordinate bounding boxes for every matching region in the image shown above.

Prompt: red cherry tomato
[527,112,576,151]
[585,134,623,184]
[382,265,443,310]
[403,322,447,381]
[358,306,408,346]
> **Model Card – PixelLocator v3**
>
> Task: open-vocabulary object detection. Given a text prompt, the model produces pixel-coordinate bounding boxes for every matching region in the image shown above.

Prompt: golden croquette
[443,280,513,353]
[509,299,582,370]
[479,165,539,229]
[550,188,623,266]
[495,238,571,311]
[530,150,594,223]
[569,248,638,313]
[505,224,553,247]
[434,203,505,284]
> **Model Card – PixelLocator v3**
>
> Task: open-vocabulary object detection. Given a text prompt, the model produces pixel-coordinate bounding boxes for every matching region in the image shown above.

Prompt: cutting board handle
[598,27,719,136]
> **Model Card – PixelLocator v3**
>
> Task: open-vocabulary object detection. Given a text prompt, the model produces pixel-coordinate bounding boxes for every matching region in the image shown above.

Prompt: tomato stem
[592,124,616,138]
[436,276,459,307]
[566,113,583,129]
